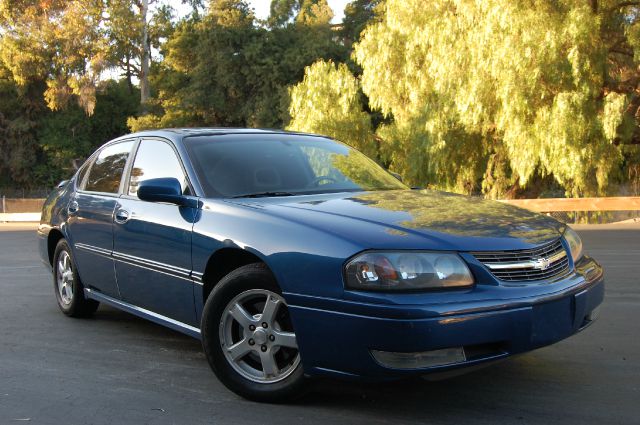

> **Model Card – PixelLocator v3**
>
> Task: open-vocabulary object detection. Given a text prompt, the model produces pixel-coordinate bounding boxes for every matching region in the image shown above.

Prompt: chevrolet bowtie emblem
[532,257,551,270]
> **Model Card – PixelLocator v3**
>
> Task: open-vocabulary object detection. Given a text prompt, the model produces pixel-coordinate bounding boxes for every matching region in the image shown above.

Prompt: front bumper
[286,256,604,380]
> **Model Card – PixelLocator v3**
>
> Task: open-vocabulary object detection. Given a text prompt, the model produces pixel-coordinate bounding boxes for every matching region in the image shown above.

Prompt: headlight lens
[563,226,583,263]
[345,251,474,291]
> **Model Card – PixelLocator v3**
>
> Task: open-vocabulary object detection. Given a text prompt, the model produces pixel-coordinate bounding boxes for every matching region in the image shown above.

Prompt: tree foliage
[288,0,640,197]
[0,0,107,115]
[37,80,139,185]
[128,0,346,131]
[2,0,640,198]
[296,0,333,25]
[0,62,41,187]
[341,0,382,46]
[287,60,375,156]
[268,0,333,27]
[0,0,179,114]
[0,65,138,189]
[353,0,640,197]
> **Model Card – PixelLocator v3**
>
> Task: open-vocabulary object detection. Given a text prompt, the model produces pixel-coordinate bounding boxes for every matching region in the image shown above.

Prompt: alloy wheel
[219,289,300,383]
[56,250,74,306]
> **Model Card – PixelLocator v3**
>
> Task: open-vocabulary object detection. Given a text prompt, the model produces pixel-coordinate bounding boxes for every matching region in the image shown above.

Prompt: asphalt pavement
[0,223,638,425]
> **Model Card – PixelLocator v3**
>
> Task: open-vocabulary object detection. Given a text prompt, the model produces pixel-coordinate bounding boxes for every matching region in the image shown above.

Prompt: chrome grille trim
[472,238,571,282]
[481,249,567,270]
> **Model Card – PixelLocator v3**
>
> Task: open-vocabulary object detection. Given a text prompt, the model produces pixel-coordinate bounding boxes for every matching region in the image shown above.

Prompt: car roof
[110,128,328,144]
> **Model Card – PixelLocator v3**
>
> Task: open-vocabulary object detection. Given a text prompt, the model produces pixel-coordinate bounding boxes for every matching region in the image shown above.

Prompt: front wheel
[201,263,307,402]
[53,239,99,317]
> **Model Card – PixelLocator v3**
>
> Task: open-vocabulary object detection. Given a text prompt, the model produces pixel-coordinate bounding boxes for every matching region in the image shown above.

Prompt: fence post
[1,195,5,214]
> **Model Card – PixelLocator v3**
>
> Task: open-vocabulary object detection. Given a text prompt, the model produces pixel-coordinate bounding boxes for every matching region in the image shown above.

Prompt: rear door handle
[67,200,79,215]
[114,209,130,224]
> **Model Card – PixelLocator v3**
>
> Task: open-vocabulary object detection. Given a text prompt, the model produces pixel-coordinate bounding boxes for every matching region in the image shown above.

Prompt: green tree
[129,0,346,131]
[287,60,375,155]
[0,0,107,115]
[36,80,139,185]
[0,0,181,114]
[105,0,144,94]
[0,61,42,188]
[268,0,298,27]
[268,0,333,27]
[341,0,382,46]
[296,0,333,25]
[352,0,640,197]
[104,1,183,108]
[129,0,256,129]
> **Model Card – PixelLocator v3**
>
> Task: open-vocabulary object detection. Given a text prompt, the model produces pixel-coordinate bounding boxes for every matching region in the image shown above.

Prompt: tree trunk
[140,0,151,111]
[126,54,133,94]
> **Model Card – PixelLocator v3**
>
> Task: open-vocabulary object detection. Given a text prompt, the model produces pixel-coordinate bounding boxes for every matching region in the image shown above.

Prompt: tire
[201,263,307,402]
[53,239,99,317]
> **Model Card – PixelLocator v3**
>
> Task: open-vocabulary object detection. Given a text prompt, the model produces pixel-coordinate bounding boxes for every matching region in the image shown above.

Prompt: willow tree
[287,60,376,156]
[352,0,640,197]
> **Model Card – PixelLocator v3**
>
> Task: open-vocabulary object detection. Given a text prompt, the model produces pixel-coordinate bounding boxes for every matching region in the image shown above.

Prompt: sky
[246,0,349,23]
[175,1,350,24]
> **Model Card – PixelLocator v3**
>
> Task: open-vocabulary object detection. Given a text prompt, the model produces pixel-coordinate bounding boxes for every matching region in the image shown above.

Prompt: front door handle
[67,200,79,215]
[114,209,130,224]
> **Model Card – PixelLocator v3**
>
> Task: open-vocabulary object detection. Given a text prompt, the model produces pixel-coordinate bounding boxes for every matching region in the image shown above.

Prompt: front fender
[192,200,360,300]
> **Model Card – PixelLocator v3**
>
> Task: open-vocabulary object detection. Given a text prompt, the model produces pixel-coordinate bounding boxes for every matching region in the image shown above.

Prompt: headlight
[344,251,474,291]
[563,226,583,263]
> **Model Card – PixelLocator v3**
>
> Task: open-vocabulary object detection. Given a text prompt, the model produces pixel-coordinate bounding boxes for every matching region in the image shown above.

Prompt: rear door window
[84,141,135,194]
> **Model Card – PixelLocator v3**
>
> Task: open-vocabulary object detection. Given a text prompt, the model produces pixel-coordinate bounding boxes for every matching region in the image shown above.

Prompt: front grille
[472,238,570,282]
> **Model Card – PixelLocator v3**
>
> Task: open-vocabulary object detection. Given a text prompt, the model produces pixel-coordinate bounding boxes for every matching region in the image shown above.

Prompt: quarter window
[75,159,92,190]
[128,140,188,196]
[84,141,134,194]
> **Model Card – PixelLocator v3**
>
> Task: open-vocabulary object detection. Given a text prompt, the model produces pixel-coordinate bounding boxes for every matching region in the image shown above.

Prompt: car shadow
[90,303,587,420]
[296,354,589,422]
[91,304,203,351]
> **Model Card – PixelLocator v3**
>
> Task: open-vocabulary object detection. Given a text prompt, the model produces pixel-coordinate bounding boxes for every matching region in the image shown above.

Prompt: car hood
[225,190,565,251]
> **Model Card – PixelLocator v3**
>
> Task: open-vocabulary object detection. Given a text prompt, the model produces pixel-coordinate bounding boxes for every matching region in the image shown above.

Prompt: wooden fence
[1,197,46,214]
[498,196,640,212]
[1,196,639,222]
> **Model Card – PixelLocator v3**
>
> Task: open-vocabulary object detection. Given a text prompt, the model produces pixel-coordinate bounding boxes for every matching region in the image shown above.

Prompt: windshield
[184,134,407,198]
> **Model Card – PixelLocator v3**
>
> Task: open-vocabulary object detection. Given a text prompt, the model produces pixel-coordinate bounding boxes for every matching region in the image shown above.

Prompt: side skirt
[84,288,202,340]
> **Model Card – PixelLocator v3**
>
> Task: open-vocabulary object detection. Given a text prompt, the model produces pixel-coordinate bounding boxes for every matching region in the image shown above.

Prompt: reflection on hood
[229,189,565,250]
[343,190,562,243]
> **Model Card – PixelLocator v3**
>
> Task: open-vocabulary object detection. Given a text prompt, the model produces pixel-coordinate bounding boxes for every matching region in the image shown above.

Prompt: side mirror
[137,178,196,207]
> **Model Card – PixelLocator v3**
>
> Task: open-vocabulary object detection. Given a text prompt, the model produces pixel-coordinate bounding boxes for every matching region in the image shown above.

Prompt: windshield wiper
[231,191,296,199]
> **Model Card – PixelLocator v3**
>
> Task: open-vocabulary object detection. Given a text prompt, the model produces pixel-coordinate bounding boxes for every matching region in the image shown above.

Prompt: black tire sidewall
[201,263,306,403]
[52,239,98,317]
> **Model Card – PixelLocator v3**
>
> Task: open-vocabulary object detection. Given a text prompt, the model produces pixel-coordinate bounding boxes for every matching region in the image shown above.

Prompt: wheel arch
[201,247,275,303]
[47,228,65,266]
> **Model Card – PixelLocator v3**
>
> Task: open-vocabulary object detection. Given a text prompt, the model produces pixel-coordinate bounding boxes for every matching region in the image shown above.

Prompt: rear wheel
[53,239,99,317]
[201,263,307,402]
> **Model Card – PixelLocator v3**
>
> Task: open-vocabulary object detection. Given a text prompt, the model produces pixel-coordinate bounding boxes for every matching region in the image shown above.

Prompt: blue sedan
[37,128,604,402]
